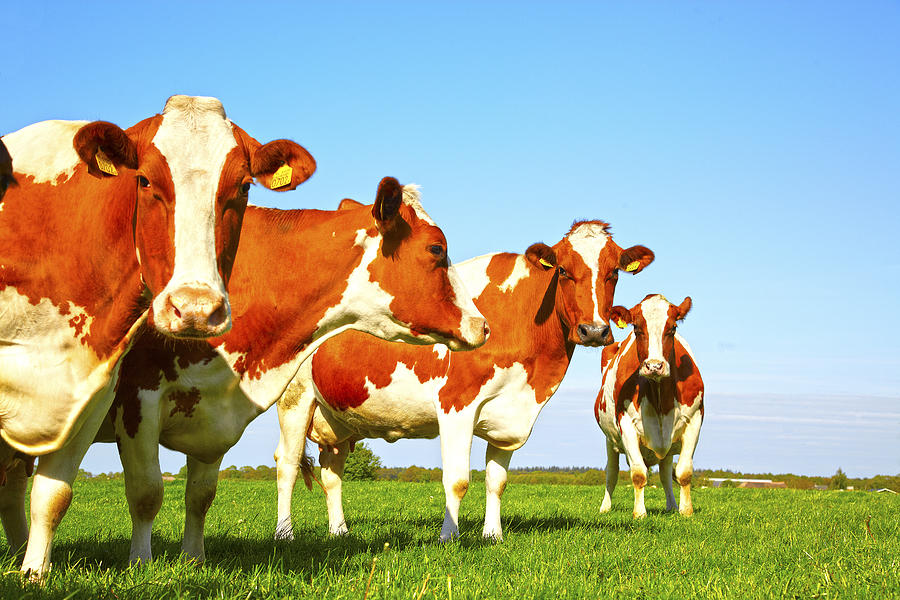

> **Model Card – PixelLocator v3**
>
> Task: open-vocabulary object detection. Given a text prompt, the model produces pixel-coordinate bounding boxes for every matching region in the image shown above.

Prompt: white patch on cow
[352,228,367,247]
[567,223,611,323]
[401,184,435,226]
[433,345,448,360]
[150,96,236,312]
[1,120,89,186]
[455,253,498,301]
[472,363,542,450]
[498,255,529,293]
[640,295,670,364]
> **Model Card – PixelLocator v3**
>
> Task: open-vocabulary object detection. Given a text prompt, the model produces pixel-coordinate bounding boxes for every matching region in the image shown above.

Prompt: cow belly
[473,378,542,450]
[316,394,440,443]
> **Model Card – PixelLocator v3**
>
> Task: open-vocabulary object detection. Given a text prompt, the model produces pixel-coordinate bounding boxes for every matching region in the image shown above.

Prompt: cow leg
[482,444,512,541]
[319,442,350,536]
[181,455,223,563]
[618,417,648,519]
[274,383,317,541]
[599,439,619,513]
[659,454,677,512]
[675,413,702,517]
[0,461,29,552]
[21,397,112,581]
[119,423,164,563]
[437,412,476,542]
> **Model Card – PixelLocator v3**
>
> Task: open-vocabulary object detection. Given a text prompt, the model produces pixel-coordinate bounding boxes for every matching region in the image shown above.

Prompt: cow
[94,178,489,564]
[0,95,315,579]
[0,138,15,200]
[594,294,704,518]
[273,220,655,542]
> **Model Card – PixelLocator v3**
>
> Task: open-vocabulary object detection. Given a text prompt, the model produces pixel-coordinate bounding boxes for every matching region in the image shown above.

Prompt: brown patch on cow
[45,485,73,529]
[631,470,647,489]
[169,387,202,418]
[452,479,469,499]
[678,471,693,487]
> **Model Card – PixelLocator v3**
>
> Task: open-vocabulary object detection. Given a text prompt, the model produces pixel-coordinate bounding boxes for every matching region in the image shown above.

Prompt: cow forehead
[563,222,612,269]
[638,295,674,328]
[1,120,90,185]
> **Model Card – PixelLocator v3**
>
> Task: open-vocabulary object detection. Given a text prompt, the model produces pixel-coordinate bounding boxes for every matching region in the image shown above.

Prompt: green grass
[1,479,897,598]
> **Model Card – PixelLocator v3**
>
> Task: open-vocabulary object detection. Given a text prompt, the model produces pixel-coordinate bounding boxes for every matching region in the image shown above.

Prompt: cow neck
[213,204,371,388]
[0,165,146,359]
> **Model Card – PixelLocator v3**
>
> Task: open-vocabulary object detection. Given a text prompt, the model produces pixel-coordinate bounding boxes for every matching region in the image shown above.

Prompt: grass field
[0,479,897,599]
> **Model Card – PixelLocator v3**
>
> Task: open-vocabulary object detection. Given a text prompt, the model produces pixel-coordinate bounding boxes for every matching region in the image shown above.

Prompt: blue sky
[3,2,898,478]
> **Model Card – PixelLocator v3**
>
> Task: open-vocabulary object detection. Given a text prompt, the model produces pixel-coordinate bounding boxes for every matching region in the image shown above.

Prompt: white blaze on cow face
[150,96,237,337]
[1,120,90,187]
[566,222,611,325]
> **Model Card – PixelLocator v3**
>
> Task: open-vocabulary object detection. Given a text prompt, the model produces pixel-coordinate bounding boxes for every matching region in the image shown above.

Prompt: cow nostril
[600,325,611,338]
[577,325,588,339]
[208,303,227,328]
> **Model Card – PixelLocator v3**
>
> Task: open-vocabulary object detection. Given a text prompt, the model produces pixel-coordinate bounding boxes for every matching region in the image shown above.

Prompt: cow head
[74,95,315,339]
[611,294,692,380]
[343,177,489,351]
[0,138,16,202]
[535,220,654,347]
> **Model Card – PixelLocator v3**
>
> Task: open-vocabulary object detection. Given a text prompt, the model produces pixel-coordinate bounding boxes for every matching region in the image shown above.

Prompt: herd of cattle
[0,95,704,580]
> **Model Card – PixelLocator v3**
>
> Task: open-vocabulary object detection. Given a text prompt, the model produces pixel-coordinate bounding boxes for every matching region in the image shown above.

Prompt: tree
[343,442,383,481]
[829,468,848,490]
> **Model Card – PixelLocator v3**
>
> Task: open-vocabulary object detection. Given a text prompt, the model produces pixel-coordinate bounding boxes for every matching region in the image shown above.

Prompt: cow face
[548,221,654,347]
[356,177,489,351]
[0,138,15,202]
[75,96,315,339]
[611,294,692,380]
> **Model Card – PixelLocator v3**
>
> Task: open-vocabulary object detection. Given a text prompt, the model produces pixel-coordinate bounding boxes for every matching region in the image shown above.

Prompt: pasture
[0,479,896,599]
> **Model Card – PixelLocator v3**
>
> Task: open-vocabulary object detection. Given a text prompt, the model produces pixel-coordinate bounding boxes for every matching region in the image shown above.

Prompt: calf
[595,294,704,518]
[96,178,488,564]
[0,96,314,579]
[274,220,654,541]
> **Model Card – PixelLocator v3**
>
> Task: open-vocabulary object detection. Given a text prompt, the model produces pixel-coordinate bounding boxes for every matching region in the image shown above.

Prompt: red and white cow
[0,95,314,578]
[0,138,14,200]
[595,294,704,518]
[95,179,488,564]
[274,220,654,541]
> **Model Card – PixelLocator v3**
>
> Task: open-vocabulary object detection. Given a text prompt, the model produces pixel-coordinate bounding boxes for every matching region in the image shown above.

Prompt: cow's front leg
[437,410,476,542]
[21,397,112,581]
[618,417,648,519]
[482,444,512,541]
[599,439,619,513]
[0,460,30,552]
[675,412,702,517]
[319,441,350,536]
[182,455,223,563]
[659,453,677,512]
[274,385,317,541]
[119,420,164,564]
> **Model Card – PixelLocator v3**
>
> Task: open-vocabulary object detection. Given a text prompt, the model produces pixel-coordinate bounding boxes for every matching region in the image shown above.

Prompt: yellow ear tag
[625,260,640,272]
[616,318,626,328]
[269,164,293,189]
[95,150,118,176]
[538,258,553,269]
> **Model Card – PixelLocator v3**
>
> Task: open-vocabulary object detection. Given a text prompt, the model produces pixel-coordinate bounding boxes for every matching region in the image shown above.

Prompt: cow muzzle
[154,284,231,338]
[640,359,670,380]
[448,316,490,351]
[576,323,613,347]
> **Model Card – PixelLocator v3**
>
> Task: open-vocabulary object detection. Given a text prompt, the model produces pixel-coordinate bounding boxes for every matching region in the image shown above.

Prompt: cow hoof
[680,507,694,517]
[632,511,647,520]
[482,531,503,543]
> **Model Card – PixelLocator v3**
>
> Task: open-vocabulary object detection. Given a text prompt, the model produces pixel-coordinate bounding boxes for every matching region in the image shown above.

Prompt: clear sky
[3,2,898,478]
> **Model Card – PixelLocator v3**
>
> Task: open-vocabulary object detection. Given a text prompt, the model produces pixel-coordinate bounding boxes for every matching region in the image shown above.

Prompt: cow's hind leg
[274,377,318,541]
[599,439,619,514]
[660,454,677,512]
[119,430,164,564]
[319,441,350,536]
[483,445,512,541]
[182,455,223,563]
[0,461,30,552]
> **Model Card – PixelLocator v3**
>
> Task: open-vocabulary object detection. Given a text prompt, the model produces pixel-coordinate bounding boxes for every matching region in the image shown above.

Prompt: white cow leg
[0,461,30,552]
[599,440,619,513]
[618,418,648,519]
[675,413,702,517]
[21,398,112,581]
[182,455,223,563]
[119,428,164,563]
[660,454,677,512]
[482,445,512,541]
[438,412,476,542]
[319,442,350,536]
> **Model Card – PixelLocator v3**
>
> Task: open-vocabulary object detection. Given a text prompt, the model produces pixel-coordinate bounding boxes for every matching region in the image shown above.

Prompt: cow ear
[73,121,138,178]
[610,305,632,329]
[525,243,557,271]
[251,139,316,191]
[676,296,692,321]
[618,245,655,274]
[337,198,364,211]
[0,139,16,198]
[372,177,404,231]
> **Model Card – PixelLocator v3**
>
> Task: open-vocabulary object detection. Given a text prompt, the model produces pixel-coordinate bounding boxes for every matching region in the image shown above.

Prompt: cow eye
[241,182,251,195]
[429,244,446,258]
[137,175,150,188]
[557,266,569,279]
